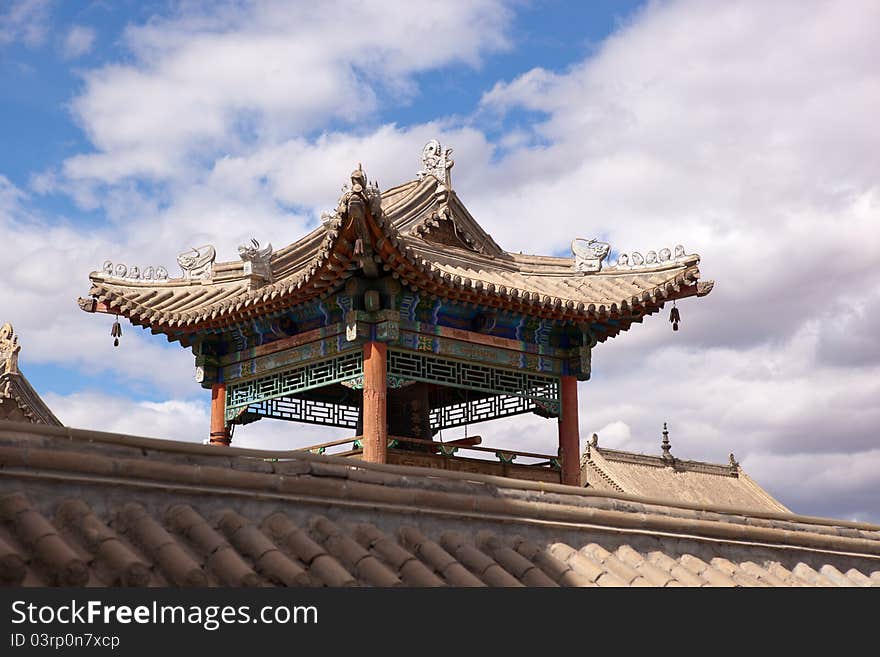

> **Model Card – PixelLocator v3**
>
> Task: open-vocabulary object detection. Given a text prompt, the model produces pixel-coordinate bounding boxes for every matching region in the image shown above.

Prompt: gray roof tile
[1,422,878,587]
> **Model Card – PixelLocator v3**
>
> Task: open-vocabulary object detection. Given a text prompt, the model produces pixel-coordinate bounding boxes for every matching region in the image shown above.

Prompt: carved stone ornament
[177,245,216,281]
[101,260,169,281]
[417,139,454,188]
[337,164,382,278]
[238,238,274,283]
[571,238,611,273]
[0,322,21,375]
[614,244,690,269]
[337,164,382,216]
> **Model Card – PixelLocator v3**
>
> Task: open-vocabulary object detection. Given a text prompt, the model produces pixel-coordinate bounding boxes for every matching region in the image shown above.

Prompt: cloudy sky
[2,0,878,522]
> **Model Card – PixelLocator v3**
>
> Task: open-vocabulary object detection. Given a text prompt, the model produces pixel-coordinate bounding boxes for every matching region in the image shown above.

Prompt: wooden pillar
[558,375,580,486]
[210,383,230,446]
[362,342,388,463]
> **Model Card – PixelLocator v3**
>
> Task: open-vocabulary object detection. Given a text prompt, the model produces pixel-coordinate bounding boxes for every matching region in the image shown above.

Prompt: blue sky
[2,0,879,522]
[1,1,642,209]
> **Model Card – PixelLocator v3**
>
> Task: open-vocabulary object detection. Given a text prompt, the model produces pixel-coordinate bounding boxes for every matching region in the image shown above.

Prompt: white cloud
[45,393,209,442]
[0,0,50,48]
[590,421,631,449]
[745,450,880,523]
[45,390,352,449]
[62,25,95,59]
[0,177,197,396]
[64,0,512,183]
[455,0,880,520]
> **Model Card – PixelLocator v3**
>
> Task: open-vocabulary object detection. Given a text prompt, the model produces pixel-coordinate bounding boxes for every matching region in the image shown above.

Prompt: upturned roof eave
[79,174,713,341]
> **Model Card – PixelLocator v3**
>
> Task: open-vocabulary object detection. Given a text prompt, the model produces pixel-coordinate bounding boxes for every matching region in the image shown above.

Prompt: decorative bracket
[495,451,517,464]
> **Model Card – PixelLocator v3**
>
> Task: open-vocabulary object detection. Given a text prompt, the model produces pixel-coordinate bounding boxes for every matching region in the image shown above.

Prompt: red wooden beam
[558,375,581,486]
[209,383,230,446]
[362,342,388,464]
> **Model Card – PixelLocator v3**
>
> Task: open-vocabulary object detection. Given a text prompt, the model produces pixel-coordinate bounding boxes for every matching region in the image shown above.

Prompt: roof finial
[0,322,21,375]
[571,238,610,273]
[238,239,274,286]
[177,245,216,281]
[729,452,739,469]
[590,433,598,447]
[418,139,454,188]
[661,422,673,461]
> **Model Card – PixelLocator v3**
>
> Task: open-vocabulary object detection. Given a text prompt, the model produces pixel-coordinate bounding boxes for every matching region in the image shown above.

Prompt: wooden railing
[292,434,563,484]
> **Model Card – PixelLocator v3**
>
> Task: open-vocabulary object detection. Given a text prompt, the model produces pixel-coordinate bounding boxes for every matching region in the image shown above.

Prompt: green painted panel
[225,351,363,414]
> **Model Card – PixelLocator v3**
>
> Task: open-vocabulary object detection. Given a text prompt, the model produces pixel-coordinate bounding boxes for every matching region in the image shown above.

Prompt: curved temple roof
[79,143,713,344]
[581,439,789,514]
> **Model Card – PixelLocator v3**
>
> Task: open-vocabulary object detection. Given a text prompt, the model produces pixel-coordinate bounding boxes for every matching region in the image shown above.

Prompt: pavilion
[78,140,713,486]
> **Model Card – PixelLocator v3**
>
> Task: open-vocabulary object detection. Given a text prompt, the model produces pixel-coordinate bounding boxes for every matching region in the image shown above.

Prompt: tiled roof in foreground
[1,420,878,587]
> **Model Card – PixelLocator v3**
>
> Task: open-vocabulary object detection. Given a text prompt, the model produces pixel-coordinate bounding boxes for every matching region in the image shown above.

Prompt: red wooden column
[209,383,231,446]
[362,342,388,463]
[558,375,581,486]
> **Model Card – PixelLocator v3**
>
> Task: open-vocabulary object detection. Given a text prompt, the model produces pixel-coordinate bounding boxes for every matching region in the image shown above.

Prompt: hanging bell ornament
[669,303,681,332]
[111,318,122,347]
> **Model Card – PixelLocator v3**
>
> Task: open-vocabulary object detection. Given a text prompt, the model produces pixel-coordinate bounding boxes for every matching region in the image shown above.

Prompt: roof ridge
[594,445,739,477]
[2,421,878,537]
[3,436,879,559]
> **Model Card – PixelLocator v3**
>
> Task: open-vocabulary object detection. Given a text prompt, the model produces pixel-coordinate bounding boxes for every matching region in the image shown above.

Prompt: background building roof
[0,323,62,427]
[580,431,789,513]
